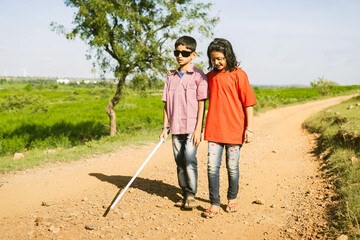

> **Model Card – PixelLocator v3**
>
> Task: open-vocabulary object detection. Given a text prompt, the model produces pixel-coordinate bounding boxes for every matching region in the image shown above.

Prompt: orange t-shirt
[204,67,257,144]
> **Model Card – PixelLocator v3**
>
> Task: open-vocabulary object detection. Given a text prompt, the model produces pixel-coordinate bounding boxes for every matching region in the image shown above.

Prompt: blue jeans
[172,134,198,198]
[207,141,242,206]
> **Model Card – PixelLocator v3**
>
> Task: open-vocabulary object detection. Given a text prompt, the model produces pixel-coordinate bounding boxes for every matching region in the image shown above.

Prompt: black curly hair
[207,38,239,72]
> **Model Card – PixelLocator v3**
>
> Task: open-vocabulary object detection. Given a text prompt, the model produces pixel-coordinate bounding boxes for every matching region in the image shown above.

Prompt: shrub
[29,135,72,150]
[0,94,48,113]
[128,73,163,91]
[24,84,33,91]
[310,76,335,95]
[0,136,27,155]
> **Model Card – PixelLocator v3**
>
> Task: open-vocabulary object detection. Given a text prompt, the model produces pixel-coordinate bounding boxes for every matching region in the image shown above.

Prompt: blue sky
[0,0,359,86]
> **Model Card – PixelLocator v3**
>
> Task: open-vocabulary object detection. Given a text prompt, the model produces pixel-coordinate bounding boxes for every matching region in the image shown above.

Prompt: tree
[310,76,335,96]
[51,0,218,136]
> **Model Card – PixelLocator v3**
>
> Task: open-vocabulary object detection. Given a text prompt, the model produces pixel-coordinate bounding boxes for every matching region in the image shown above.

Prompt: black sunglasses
[174,50,193,57]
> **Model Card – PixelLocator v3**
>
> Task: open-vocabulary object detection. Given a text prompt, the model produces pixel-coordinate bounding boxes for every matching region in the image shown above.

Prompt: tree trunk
[106,77,125,136]
[106,100,117,136]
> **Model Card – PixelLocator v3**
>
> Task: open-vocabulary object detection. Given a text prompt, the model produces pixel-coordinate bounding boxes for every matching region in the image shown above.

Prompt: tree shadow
[6,120,107,146]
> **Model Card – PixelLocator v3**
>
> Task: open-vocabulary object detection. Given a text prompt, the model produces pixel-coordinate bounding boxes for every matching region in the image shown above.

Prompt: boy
[159,36,208,209]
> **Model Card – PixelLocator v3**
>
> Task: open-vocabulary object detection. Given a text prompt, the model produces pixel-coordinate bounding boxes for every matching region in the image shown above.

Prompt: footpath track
[0,95,355,240]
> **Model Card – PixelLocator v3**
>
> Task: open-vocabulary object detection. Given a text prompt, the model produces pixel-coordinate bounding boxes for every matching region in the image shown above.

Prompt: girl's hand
[167,70,176,76]
[244,128,254,143]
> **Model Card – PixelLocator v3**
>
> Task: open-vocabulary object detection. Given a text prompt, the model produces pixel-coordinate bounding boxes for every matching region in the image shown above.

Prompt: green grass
[253,85,360,113]
[303,95,360,237]
[0,82,163,170]
[0,79,360,173]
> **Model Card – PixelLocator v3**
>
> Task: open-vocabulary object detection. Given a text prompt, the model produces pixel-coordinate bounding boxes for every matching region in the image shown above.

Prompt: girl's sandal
[201,208,219,218]
[225,202,238,213]
[174,199,185,207]
[184,198,196,209]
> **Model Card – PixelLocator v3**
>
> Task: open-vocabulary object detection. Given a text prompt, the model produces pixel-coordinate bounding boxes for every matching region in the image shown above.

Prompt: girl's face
[210,51,227,72]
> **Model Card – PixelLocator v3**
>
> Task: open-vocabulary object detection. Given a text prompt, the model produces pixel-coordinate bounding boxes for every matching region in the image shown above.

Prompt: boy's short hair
[175,36,197,52]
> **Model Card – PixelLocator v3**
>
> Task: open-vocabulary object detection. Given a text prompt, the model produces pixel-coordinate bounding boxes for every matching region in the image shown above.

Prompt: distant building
[57,78,70,84]
[83,80,97,84]
[56,78,97,84]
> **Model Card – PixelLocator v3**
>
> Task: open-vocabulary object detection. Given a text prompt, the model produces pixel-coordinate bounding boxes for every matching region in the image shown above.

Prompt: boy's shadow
[89,173,212,216]
[89,172,180,202]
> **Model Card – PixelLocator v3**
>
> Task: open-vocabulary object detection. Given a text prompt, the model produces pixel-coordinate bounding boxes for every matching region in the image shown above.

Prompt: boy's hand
[244,129,254,143]
[159,129,168,142]
[191,129,202,147]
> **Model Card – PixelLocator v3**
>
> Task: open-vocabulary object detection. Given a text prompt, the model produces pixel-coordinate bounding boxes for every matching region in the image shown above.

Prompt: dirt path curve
[0,95,355,240]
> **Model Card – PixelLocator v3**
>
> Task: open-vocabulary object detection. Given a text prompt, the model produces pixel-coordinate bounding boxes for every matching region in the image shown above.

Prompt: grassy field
[0,79,360,173]
[252,85,360,112]
[0,81,164,172]
[303,95,360,237]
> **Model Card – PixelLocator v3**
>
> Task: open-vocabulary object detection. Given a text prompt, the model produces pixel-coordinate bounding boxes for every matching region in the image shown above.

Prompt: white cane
[109,137,166,210]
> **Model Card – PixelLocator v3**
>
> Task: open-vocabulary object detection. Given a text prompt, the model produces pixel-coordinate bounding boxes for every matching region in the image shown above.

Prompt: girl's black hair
[207,38,239,72]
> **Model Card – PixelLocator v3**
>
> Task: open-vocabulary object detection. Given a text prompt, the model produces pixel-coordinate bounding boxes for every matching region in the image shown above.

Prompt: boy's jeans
[207,141,242,206]
[172,134,198,198]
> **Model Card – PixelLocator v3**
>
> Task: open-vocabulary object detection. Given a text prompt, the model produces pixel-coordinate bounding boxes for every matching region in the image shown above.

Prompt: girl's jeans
[172,134,198,198]
[207,141,242,206]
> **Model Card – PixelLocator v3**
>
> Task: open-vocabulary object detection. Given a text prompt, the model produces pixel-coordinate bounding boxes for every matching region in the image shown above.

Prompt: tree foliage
[51,0,218,135]
[51,0,218,88]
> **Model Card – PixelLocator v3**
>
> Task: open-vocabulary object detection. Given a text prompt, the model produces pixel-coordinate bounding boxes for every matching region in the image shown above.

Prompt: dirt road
[0,95,354,240]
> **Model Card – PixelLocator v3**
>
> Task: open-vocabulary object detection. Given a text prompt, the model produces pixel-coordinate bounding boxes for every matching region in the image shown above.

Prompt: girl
[202,38,257,218]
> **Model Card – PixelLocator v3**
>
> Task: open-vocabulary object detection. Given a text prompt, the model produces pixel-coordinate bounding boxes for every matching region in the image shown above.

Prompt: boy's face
[174,45,196,67]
